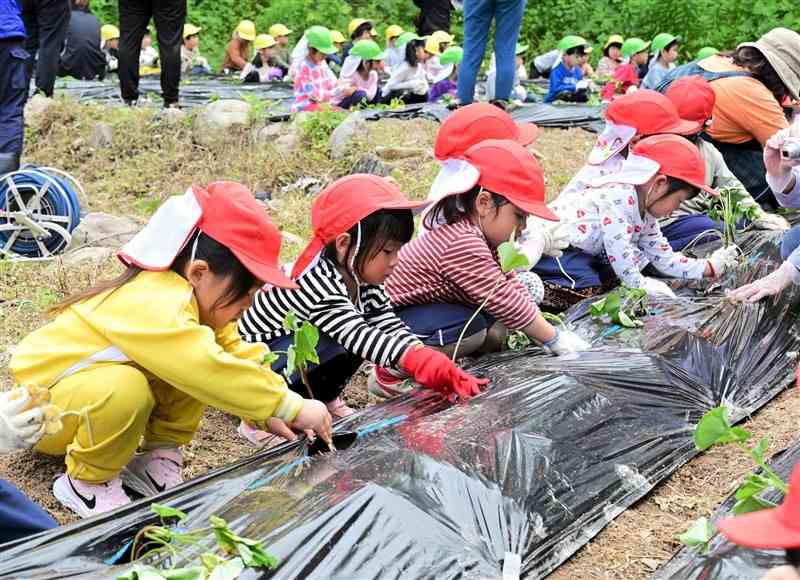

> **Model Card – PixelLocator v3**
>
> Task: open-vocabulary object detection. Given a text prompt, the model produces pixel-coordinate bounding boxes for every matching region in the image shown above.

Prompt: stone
[252,123,286,144]
[67,212,141,251]
[24,94,53,123]
[375,146,427,161]
[349,154,391,177]
[279,177,323,196]
[155,107,187,123]
[274,133,299,153]
[329,112,367,160]
[89,122,113,149]
[58,246,114,267]
[192,99,251,146]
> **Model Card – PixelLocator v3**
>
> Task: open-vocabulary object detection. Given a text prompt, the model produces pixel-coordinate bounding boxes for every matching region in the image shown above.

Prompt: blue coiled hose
[0,166,82,258]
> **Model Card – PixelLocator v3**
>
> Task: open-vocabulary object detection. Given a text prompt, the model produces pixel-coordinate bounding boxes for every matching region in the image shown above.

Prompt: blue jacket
[545,61,583,103]
[0,0,25,40]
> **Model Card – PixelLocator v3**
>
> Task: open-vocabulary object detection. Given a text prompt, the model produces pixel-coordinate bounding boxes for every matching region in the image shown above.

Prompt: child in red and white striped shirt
[378,139,589,396]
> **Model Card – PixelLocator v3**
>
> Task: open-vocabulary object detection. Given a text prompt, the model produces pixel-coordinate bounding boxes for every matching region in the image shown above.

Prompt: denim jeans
[781,224,800,264]
[457,0,527,103]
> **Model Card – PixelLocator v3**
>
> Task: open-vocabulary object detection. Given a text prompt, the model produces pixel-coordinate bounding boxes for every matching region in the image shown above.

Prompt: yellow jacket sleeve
[215,321,270,364]
[76,272,303,424]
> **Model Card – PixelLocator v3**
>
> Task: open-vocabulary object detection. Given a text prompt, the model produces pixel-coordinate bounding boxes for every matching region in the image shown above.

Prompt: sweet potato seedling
[707,187,760,249]
[451,236,529,361]
[679,406,788,553]
[590,286,648,328]
[120,503,278,579]
[262,311,320,400]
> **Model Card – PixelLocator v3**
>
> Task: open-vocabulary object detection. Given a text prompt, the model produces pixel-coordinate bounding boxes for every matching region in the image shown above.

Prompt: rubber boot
[0,152,20,177]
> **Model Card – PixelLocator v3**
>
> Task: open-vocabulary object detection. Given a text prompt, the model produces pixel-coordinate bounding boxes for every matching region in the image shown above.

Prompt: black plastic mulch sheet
[54,76,295,112]
[1,231,798,579]
[509,103,604,132]
[655,439,800,579]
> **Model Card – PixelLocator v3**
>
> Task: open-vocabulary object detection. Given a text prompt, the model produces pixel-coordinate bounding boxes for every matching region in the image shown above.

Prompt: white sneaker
[121,448,183,497]
[53,473,131,518]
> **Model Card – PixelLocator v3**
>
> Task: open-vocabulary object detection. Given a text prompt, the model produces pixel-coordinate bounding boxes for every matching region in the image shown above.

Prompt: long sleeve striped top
[385,220,540,330]
[238,257,419,369]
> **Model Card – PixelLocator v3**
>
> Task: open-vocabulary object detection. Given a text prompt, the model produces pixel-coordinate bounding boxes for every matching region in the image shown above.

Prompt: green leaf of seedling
[498,241,529,273]
[590,298,606,317]
[679,517,715,553]
[752,437,770,463]
[162,569,208,580]
[733,494,778,515]
[617,310,637,328]
[694,406,734,450]
[262,352,280,367]
[201,553,227,573]
[604,292,621,319]
[735,473,771,500]
[284,346,297,378]
[718,426,752,445]
[282,311,299,333]
[295,321,320,363]
[236,542,256,567]
[150,503,187,522]
[208,558,245,580]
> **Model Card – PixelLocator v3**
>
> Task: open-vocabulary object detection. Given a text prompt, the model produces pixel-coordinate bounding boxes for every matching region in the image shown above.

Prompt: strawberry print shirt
[292,58,338,112]
[550,180,707,288]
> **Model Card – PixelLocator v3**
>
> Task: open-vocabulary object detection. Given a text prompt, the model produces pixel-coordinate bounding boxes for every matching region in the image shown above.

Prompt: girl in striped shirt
[238,175,487,443]
[381,139,590,396]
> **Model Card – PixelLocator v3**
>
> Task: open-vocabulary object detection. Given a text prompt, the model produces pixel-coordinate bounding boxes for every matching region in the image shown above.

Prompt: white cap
[587,154,660,188]
[588,122,637,165]
[421,159,480,230]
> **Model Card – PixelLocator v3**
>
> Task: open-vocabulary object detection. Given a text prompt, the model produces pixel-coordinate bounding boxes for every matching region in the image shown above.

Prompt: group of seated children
[4,63,800,561]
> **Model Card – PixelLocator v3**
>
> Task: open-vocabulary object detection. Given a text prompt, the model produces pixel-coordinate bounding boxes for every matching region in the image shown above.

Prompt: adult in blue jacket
[0,0,30,174]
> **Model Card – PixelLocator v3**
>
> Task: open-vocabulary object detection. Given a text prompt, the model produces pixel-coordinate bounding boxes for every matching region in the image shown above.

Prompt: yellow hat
[604,34,624,50]
[236,20,256,42]
[101,24,120,42]
[331,30,346,44]
[182,23,201,39]
[254,34,277,50]
[430,30,454,44]
[386,24,404,40]
[348,18,373,36]
[584,45,593,53]
[268,23,292,38]
[424,36,441,55]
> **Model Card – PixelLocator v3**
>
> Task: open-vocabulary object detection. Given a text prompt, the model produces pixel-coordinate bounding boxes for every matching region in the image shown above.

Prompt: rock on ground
[329,112,367,160]
[252,123,286,145]
[57,246,114,267]
[193,99,251,146]
[89,122,113,149]
[23,94,53,124]
[66,212,140,251]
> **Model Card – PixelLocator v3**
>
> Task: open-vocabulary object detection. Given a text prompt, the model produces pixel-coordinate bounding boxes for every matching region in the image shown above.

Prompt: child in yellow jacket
[10,182,331,518]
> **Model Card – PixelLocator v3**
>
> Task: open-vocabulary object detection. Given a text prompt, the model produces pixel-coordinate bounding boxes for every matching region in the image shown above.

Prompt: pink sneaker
[121,448,183,497]
[53,473,131,518]
[326,397,355,418]
[237,420,275,447]
[368,366,414,399]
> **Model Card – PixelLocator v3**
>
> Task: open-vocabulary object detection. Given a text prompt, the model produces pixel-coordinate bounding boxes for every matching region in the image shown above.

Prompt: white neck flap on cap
[118,188,203,270]
[587,153,660,189]
[588,122,637,165]
[421,158,480,230]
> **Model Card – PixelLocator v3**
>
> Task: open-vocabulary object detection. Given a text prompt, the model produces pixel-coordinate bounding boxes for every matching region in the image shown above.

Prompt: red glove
[401,346,488,400]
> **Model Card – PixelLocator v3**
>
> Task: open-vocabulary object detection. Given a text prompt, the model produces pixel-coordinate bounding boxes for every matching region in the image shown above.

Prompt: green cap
[350,39,386,60]
[515,43,528,55]
[558,35,588,52]
[622,37,650,58]
[651,33,679,54]
[696,46,719,60]
[306,26,337,55]
[396,31,422,48]
[439,45,463,66]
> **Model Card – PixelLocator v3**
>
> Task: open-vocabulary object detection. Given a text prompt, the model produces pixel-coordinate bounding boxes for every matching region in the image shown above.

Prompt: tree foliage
[88,0,800,70]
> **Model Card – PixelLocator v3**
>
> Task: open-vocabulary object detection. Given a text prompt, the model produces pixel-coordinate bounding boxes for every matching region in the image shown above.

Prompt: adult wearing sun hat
[118,0,186,107]
[655,28,800,200]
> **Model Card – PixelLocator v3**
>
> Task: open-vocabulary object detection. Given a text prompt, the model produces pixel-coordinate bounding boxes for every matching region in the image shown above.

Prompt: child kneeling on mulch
[336,39,386,109]
[9,182,332,518]
[237,175,487,444]
[533,135,740,305]
[381,139,590,398]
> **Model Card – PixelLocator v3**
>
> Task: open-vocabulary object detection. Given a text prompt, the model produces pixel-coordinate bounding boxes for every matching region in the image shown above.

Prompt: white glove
[726,261,800,303]
[752,211,790,231]
[542,327,591,356]
[707,245,740,276]
[0,388,46,453]
[764,126,800,193]
[411,79,428,95]
[524,216,570,258]
[575,79,589,90]
[640,277,676,298]
[515,230,545,267]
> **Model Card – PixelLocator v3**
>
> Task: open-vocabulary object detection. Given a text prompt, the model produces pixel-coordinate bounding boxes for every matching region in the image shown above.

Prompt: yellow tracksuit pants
[35,364,206,482]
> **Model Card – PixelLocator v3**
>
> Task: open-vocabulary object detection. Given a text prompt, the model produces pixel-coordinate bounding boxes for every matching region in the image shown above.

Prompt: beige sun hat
[739,28,800,101]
